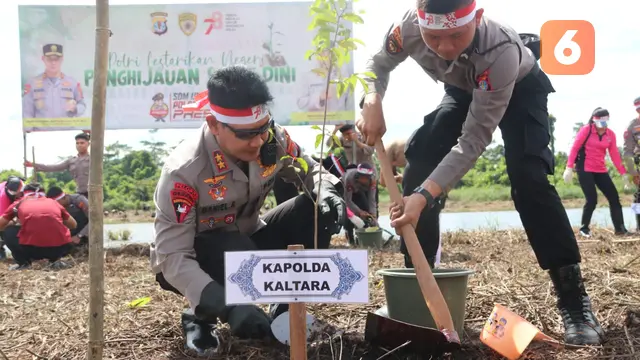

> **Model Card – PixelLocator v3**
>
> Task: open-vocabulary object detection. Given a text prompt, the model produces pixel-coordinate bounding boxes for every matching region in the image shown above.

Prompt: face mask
[594,120,608,128]
[593,115,609,128]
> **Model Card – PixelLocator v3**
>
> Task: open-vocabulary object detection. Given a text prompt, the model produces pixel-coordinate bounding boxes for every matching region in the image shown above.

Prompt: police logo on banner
[151,12,168,35]
[179,13,197,36]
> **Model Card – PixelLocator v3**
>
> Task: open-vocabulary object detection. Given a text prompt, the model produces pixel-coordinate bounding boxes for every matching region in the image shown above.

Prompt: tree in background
[549,113,557,155]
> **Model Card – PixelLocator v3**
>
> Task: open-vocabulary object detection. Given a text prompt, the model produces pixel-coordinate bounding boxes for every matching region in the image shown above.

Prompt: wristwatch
[413,185,436,210]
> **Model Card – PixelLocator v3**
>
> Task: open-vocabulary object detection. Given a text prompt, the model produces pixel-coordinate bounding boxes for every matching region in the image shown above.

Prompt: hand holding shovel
[373,139,460,344]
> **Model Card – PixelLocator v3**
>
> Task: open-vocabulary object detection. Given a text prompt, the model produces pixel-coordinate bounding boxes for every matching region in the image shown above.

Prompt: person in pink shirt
[0,176,24,260]
[565,108,629,237]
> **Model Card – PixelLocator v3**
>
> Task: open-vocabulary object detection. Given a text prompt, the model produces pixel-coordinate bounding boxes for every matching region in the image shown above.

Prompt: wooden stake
[87,0,110,358]
[287,244,307,360]
[31,147,37,183]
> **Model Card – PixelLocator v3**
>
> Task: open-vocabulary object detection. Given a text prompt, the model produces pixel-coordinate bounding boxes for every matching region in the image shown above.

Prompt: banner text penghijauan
[83,50,297,87]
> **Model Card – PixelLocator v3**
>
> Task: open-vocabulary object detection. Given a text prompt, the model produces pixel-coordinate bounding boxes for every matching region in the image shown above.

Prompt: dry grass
[2,228,640,359]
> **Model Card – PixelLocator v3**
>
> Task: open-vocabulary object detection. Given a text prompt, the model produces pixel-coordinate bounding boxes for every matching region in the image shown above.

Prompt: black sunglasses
[222,118,273,140]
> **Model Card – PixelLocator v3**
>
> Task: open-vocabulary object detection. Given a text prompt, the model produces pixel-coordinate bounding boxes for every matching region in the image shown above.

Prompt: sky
[2,0,639,173]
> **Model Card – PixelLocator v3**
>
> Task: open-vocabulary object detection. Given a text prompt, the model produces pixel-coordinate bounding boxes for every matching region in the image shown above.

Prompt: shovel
[363,140,461,355]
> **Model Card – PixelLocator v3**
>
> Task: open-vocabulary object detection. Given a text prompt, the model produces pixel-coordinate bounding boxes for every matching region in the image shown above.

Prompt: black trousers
[156,194,335,302]
[272,177,300,205]
[401,66,581,270]
[67,205,89,238]
[577,170,624,231]
[345,192,373,244]
[3,225,72,265]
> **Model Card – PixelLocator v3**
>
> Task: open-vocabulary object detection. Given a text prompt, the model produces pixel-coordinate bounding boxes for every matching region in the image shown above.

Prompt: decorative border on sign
[227,253,365,300]
[228,254,263,300]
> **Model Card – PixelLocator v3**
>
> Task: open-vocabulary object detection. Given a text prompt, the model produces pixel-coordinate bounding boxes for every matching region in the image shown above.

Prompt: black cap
[6,176,23,193]
[43,44,63,57]
[152,93,164,101]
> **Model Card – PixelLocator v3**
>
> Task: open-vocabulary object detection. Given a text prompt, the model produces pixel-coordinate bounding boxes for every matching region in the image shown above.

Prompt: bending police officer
[356,0,603,346]
[150,66,346,355]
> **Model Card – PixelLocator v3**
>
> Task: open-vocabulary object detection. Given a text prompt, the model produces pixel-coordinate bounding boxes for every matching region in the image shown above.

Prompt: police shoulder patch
[476,69,492,91]
[385,25,403,55]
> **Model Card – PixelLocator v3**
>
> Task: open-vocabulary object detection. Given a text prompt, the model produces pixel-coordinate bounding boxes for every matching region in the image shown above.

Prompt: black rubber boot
[549,264,604,345]
[269,303,289,320]
[181,309,220,356]
[636,214,640,232]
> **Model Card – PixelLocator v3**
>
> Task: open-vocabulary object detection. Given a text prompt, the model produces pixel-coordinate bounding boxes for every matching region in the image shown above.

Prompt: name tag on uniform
[61,89,74,98]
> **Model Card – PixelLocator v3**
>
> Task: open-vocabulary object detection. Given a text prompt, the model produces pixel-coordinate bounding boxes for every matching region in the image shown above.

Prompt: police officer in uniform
[25,133,91,197]
[150,65,346,355]
[357,0,603,346]
[22,44,86,119]
[623,96,640,231]
[342,163,377,244]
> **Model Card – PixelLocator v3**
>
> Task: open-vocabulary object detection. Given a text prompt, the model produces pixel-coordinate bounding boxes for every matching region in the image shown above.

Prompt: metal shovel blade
[364,311,461,356]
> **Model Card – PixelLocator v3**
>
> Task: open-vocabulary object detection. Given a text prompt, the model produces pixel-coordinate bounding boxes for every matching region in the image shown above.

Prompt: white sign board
[225,249,369,304]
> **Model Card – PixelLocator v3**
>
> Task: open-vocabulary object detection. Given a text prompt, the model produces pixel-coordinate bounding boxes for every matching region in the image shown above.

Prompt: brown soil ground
[2,228,640,359]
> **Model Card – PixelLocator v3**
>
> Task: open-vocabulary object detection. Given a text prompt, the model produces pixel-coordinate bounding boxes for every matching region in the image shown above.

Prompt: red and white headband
[356,164,374,175]
[634,98,640,110]
[417,0,477,30]
[182,90,269,125]
[23,189,44,198]
[593,116,609,121]
[53,192,66,201]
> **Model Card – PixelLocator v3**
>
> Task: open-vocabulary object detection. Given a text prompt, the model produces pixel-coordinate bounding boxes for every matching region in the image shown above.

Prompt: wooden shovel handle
[374,140,456,335]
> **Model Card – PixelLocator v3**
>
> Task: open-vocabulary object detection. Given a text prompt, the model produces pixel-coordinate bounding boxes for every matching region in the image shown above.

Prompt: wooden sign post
[224,247,369,360]
[288,244,307,360]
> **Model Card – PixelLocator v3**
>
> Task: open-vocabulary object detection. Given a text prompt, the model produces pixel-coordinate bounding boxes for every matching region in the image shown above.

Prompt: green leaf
[332,134,342,147]
[362,71,377,79]
[311,125,322,131]
[296,158,309,174]
[305,50,315,60]
[357,76,369,93]
[336,81,346,99]
[343,13,364,24]
[280,155,292,161]
[315,133,324,149]
[311,68,328,78]
[128,296,151,308]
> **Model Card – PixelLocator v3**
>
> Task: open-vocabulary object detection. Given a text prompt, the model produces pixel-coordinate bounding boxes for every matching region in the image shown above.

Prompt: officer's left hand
[634,175,640,186]
[389,193,426,236]
[315,181,346,234]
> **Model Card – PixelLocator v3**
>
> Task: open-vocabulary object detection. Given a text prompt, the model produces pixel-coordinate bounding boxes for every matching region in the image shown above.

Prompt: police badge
[179,13,197,36]
[151,12,168,35]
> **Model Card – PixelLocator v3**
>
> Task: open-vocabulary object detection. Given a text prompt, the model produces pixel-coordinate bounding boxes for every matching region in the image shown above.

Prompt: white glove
[563,167,574,184]
[623,175,631,191]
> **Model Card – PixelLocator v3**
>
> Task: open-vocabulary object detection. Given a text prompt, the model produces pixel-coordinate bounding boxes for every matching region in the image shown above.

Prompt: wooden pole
[287,244,307,360]
[87,0,110,358]
[31,147,37,183]
[23,132,27,179]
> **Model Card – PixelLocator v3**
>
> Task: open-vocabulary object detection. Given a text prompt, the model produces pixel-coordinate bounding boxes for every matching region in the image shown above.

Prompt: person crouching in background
[46,186,89,245]
[0,183,77,270]
[565,108,630,237]
[0,176,25,260]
